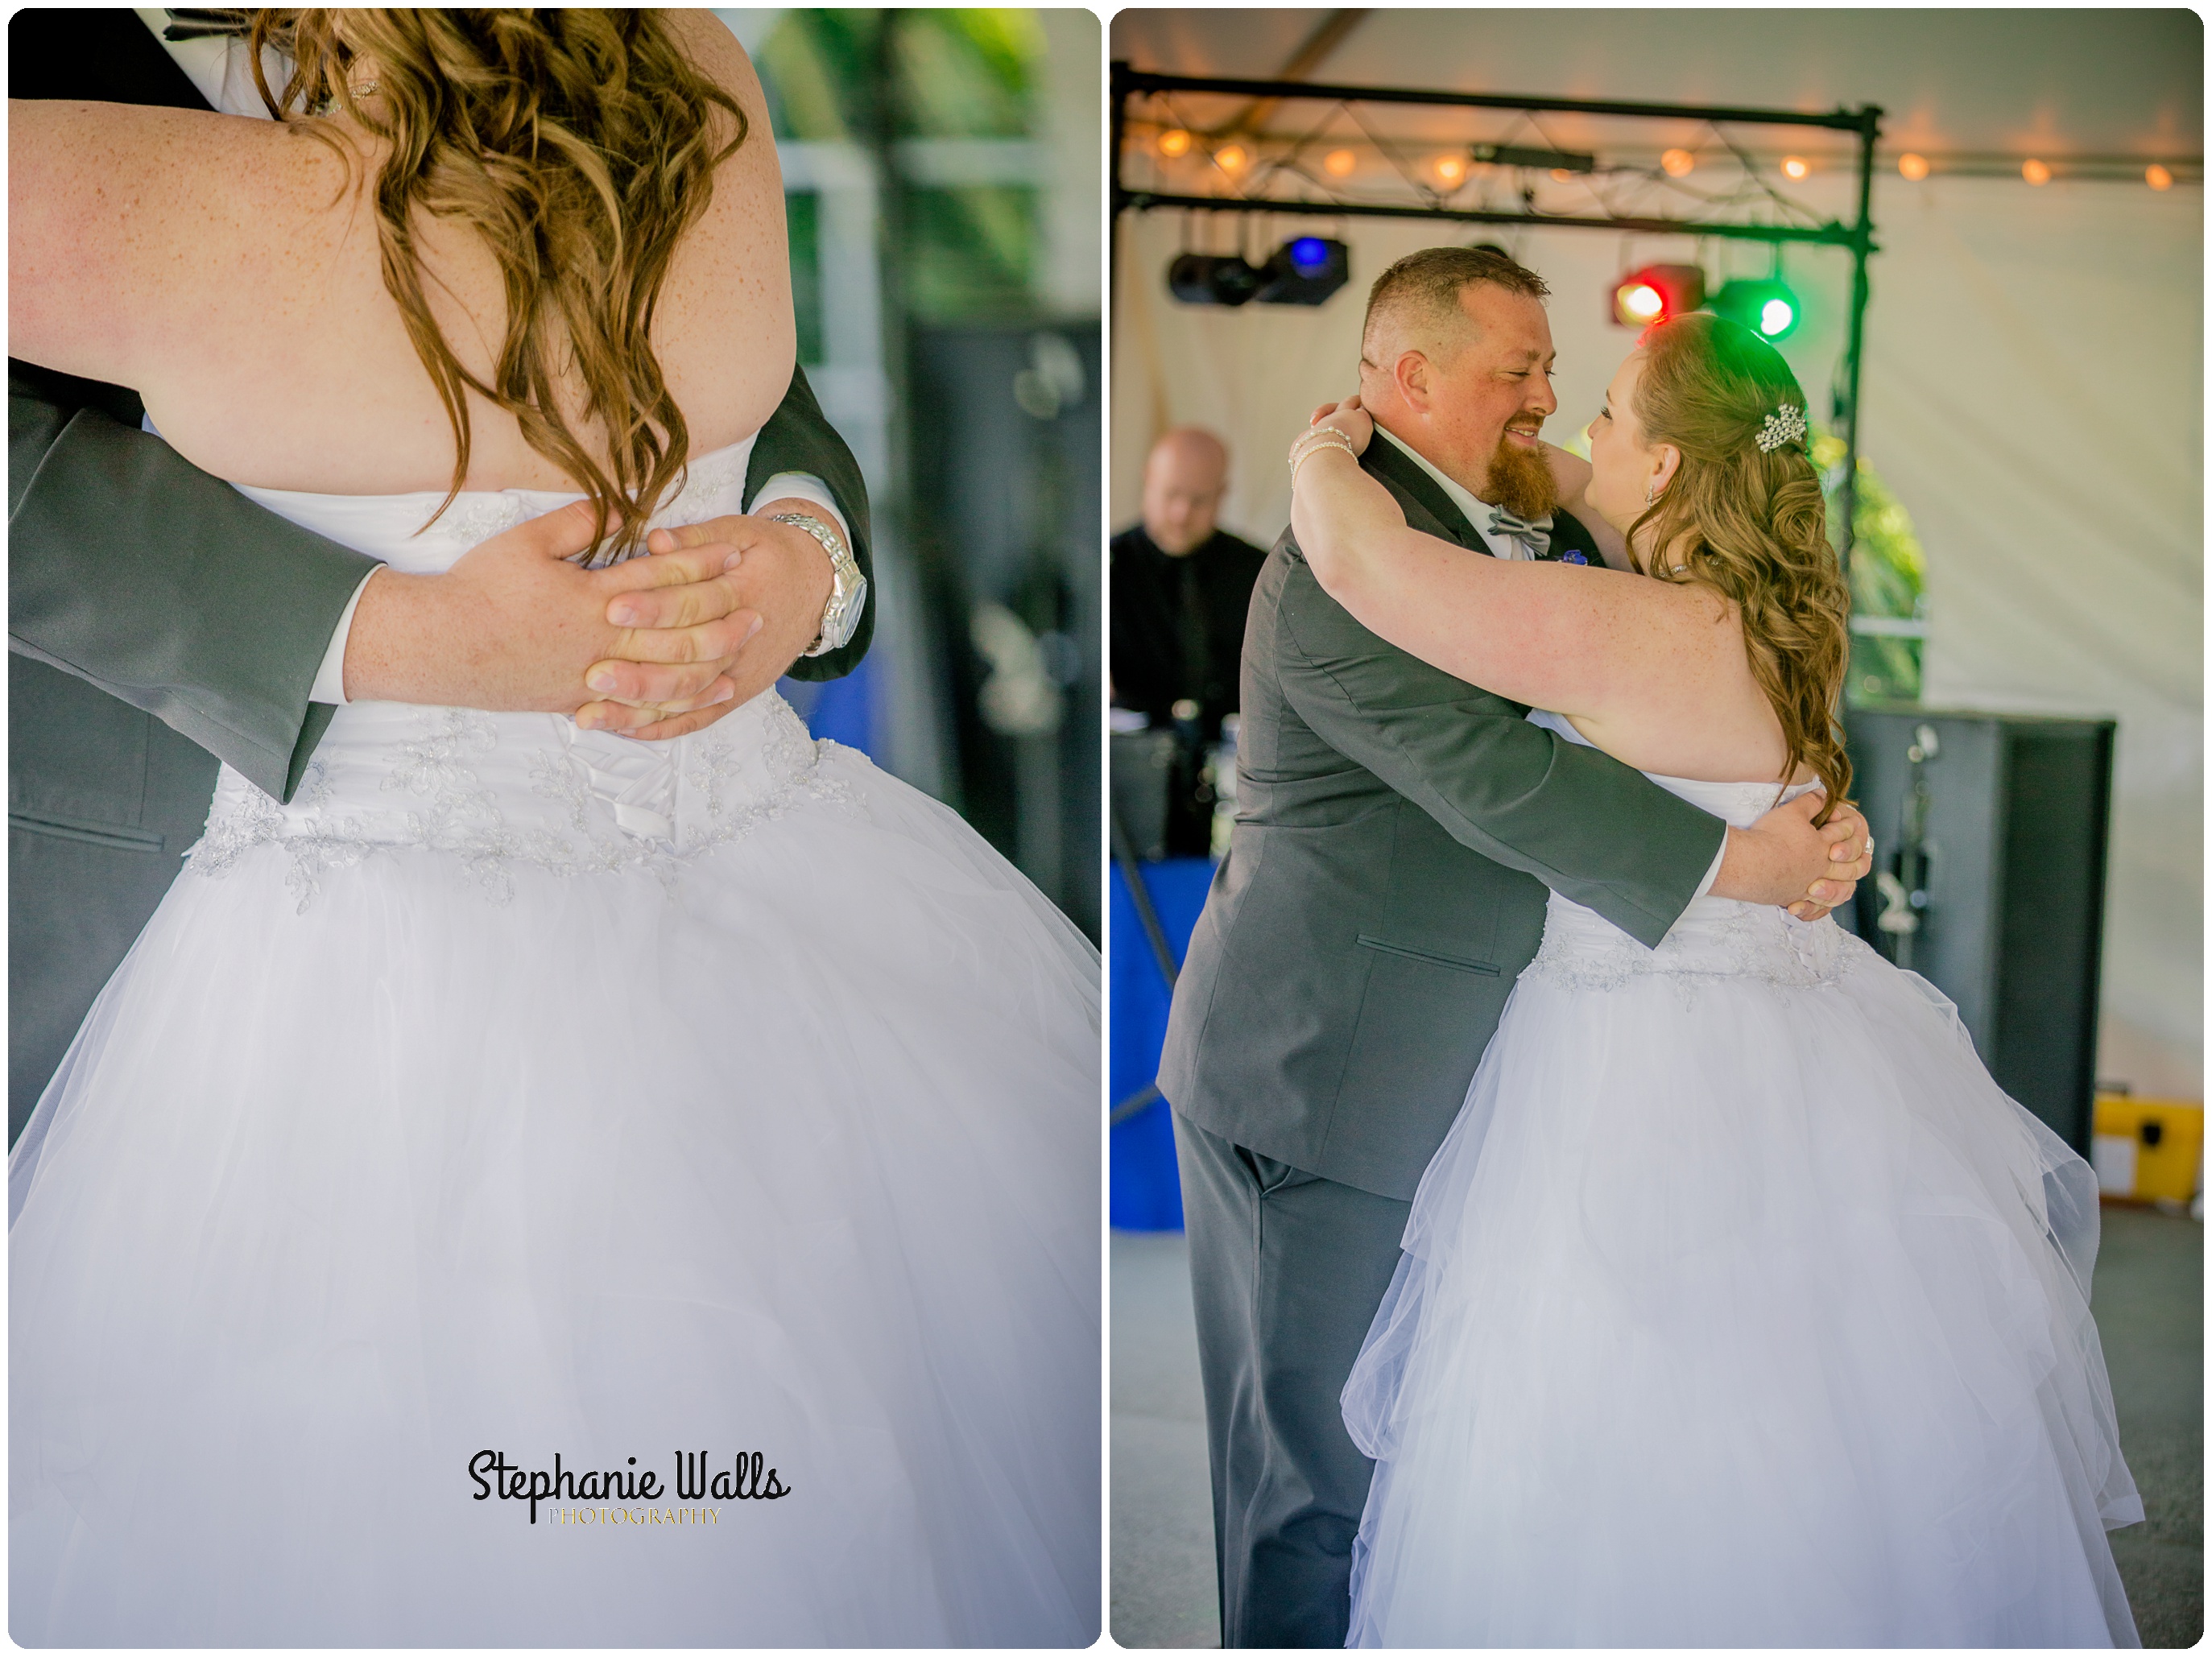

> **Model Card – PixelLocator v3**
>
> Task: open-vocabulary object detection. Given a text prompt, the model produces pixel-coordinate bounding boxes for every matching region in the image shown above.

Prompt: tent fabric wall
[1112,177,2200,1094]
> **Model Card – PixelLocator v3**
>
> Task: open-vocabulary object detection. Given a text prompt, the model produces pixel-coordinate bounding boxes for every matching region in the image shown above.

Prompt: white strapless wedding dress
[9,440,1101,1647]
[1340,709,2140,1648]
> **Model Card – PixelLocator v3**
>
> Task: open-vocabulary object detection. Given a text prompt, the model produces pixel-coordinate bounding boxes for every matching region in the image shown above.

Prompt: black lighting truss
[1110,64,1883,566]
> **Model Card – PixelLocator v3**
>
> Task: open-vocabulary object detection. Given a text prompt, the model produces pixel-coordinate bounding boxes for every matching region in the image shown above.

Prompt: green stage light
[1710,277,1801,341]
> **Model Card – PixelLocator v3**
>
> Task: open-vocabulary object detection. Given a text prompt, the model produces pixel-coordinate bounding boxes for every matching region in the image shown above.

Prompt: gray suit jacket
[1158,436,1729,1201]
[7,9,874,1143]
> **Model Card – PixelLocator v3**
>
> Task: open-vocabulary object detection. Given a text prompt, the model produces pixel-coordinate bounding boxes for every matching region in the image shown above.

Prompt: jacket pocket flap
[1355,934,1500,975]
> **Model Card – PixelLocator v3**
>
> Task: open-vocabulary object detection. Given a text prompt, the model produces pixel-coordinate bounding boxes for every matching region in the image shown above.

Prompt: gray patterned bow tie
[1488,505,1552,559]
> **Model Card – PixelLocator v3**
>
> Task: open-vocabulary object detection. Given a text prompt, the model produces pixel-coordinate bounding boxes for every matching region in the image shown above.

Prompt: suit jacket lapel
[1362,436,1610,568]
[1361,436,1489,554]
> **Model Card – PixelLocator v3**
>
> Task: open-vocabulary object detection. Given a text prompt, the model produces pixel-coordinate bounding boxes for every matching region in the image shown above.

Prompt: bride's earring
[1643,476,1660,505]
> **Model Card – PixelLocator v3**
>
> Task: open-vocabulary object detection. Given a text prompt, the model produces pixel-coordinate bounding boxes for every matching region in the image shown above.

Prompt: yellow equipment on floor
[2091,1094,2203,1205]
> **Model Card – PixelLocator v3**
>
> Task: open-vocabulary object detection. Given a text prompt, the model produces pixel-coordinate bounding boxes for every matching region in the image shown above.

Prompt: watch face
[829,575,869,647]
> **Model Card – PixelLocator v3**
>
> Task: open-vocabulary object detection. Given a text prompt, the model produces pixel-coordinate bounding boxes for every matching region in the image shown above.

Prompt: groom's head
[1358,247,1558,518]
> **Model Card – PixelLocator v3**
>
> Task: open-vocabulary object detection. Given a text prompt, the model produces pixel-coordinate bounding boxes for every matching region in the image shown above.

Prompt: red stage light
[1610,263,1706,329]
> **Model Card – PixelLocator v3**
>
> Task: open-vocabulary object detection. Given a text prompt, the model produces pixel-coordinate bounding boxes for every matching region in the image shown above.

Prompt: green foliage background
[1815,433,1928,705]
[755,10,1047,327]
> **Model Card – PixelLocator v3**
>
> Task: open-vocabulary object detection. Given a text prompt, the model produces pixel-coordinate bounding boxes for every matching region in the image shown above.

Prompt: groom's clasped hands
[338,498,837,742]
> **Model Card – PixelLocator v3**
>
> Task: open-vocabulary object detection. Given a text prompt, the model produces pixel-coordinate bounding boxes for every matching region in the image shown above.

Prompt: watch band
[766,511,863,658]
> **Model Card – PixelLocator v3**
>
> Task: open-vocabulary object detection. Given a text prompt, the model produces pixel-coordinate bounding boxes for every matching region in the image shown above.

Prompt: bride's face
[1583,351,1671,537]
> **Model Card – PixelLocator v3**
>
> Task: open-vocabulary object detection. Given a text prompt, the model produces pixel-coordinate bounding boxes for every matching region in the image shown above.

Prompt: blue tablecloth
[1110,856,1218,1231]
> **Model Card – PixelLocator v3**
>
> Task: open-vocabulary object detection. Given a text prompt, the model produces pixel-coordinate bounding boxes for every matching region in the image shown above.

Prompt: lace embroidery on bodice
[1522,890,1875,1002]
[1515,708,1871,1000]
[189,699,862,913]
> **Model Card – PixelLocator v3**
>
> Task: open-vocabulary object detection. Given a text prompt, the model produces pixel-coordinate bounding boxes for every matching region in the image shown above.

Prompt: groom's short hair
[1362,246,1549,367]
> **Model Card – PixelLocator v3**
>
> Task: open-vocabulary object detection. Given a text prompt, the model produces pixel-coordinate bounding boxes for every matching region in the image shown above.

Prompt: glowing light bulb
[1550,167,1573,183]
[1214,143,1248,174]
[1620,283,1664,324]
[1157,128,1192,159]
[1780,155,1810,181]
[1323,148,1357,178]
[2147,163,2173,191]
[1897,152,1929,182]
[1660,148,1695,178]
[1433,153,1466,187]
[1759,297,1796,337]
[2021,158,2051,186]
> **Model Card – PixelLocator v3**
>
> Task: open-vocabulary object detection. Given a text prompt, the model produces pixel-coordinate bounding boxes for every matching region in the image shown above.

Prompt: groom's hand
[340,499,761,716]
[573,503,836,740]
[1710,792,1874,922]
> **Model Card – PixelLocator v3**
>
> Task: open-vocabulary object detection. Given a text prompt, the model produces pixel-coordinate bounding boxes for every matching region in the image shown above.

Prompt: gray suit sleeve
[1273,552,1726,948]
[10,364,379,803]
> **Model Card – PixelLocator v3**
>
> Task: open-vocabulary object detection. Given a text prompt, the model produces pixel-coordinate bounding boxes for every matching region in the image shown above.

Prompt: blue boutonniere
[1560,549,1588,565]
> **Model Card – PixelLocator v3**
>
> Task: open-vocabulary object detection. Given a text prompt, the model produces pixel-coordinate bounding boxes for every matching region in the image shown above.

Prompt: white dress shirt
[134,11,852,705]
[1367,425,1728,901]
[1374,426,1545,561]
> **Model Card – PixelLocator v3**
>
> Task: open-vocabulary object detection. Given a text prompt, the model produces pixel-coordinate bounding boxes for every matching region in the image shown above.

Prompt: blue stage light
[1255,237,1351,304]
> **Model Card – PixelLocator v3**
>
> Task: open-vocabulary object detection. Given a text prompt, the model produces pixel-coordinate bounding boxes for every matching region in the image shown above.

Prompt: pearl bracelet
[1288,428,1358,483]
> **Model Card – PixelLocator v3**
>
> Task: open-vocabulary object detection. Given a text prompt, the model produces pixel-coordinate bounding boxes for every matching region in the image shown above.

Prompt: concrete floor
[1111,1205,2203,1648]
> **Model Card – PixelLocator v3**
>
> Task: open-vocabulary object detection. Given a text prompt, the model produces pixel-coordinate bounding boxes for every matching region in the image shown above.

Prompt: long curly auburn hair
[1630,313,1853,820]
[244,9,749,556]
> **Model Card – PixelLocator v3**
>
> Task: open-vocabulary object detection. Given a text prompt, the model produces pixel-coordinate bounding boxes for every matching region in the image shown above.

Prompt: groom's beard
[1483,431,1559,522]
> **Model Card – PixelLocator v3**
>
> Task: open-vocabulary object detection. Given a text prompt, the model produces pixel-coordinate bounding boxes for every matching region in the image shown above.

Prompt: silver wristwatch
[767,512,866,658]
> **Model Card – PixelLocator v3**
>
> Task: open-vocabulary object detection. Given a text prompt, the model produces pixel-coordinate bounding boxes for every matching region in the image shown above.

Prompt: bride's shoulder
[650,18,796,447]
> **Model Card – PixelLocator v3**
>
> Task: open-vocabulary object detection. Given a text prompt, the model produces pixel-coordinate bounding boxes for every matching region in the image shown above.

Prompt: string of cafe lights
[1135,102,2194,337]
[1141,116,2196,200]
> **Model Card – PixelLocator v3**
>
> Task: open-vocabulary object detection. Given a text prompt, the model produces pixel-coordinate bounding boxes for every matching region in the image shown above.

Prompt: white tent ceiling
[1110,8,2204,1096]
[1109,10,2201,161]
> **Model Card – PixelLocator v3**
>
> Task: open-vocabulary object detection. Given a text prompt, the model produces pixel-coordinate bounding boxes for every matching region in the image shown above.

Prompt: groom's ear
[1393,350,1433,414]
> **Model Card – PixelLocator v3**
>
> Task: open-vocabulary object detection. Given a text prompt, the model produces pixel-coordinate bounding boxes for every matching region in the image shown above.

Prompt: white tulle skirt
[10,697,1100,1647]
[1342,903,2141,1649]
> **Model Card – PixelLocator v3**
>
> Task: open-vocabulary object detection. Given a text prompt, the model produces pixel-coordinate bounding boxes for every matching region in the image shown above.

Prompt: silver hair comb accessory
[1756,404,1807,453]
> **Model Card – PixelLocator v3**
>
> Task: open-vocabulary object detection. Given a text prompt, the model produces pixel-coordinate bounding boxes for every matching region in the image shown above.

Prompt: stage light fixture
[1323,148,1357,177]
[2147,163,2173,191]
[2022,158,2051,186]
[1433,153,1467,187]
[1158,127,1192,159]
[1780,155,1810,180]
[1167,253,1262,308]
[1255,237,1352,305]
[1660,147,1696,178]
[1897,152,1929,181]
[1710,277,1801,341]
[1215,143,1249,174]
[1610,263,1705,329]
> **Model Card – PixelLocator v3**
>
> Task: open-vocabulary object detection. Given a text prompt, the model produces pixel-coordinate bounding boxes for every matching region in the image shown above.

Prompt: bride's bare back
[10,11,788,497]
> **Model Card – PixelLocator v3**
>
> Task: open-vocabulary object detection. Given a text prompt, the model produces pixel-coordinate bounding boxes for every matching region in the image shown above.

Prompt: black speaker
[1843,708,2116,1154]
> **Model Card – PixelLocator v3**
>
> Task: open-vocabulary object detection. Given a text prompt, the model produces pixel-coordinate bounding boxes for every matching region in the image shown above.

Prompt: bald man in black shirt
[1112,428,1267,854]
